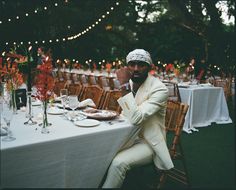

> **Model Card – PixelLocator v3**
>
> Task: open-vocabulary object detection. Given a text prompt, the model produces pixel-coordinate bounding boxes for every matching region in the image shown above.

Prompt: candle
[27,46,32,92]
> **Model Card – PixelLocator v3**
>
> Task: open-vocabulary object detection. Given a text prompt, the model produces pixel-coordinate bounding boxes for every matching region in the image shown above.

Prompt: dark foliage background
[0,0,235,74]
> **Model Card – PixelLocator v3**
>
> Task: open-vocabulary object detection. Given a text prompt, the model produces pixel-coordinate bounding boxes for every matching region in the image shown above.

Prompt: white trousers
[102,141,154,188]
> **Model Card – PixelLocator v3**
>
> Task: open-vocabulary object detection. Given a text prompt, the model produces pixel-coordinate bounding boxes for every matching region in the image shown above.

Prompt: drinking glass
[0,96,3,128]
[68,95,78,118]
[2,100,15,141]
[60,89,68,118]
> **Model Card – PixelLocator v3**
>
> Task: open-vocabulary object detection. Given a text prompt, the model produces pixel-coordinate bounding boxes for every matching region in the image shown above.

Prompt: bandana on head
[126,49,152,65]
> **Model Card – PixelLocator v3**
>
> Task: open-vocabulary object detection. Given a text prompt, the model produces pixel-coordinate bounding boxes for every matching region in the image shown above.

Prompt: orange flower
[35,60,55,101]
[1,67,24,91]
[106,63,112,72]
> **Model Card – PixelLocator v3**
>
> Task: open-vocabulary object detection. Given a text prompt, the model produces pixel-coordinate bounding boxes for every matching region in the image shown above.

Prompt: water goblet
[68,95,79,118]
[2,101,15,141]
[60,89,68,118]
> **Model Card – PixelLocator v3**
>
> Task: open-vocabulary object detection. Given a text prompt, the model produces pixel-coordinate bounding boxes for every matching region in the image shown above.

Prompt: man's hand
[116,67,133,96]
[116,67,132,85]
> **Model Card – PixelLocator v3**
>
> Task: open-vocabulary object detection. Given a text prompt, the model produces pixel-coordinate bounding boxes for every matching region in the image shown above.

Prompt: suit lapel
[135,74,152,105]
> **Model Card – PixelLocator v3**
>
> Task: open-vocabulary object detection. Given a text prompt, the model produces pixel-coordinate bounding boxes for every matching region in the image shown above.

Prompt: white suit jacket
[117,74,174,170]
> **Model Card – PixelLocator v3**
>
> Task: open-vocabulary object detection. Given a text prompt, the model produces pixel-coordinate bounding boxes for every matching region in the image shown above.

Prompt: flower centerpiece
[0,59,24,113]
[34,57,55,134]
[106,62,112,76]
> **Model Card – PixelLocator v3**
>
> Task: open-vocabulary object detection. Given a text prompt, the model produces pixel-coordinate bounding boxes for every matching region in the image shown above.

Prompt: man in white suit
[102,49,173,188]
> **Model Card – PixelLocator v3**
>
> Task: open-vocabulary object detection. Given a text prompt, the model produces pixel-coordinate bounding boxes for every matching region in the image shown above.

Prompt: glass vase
[11,90,17,114]
[24,91,37,125]
[41,101,49,134]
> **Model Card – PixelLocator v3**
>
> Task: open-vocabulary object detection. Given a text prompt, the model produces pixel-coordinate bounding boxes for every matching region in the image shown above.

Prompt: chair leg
[178,141,191,188]
[157,170,168,189]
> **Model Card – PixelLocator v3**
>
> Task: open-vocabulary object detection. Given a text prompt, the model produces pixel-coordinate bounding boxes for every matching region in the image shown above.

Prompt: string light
[0,2,63,25]
[2,1,120,47]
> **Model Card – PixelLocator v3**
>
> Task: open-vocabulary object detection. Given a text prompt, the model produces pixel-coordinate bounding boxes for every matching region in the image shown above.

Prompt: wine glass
[60,89,68,118]
[2,100,15,141]
[68,95,78,118]
[0,96,3,128]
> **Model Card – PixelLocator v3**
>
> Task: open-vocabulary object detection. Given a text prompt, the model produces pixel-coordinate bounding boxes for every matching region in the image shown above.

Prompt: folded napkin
[79,99,96,108]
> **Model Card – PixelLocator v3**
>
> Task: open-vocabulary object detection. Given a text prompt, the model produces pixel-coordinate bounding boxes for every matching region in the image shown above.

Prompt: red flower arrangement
[35,59,55,102]
[165,63,174,72]
[0,64,24,92]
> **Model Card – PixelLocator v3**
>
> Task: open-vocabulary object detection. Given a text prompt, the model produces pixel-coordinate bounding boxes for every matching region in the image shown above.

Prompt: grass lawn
[123,96,235,189]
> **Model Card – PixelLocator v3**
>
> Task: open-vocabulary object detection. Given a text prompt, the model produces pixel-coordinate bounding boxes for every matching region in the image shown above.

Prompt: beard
[131,71,148,83]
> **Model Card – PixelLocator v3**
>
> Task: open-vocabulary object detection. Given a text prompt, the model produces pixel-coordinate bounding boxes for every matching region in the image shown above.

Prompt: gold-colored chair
[102,90,122,113]
[158,100,190,188]
[67,83,83,98]
[80,85,104,108]
[88,75,97,86]
[53,80,67,96]
[97,76,111,90]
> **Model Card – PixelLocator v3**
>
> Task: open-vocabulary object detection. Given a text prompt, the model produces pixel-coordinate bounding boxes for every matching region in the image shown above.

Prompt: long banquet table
[178,85,232,133]
[0,107,135,188]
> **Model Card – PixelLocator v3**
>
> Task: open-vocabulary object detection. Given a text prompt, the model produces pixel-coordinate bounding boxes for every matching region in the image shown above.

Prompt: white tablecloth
[179,86,232,133]
[0,107,135,188]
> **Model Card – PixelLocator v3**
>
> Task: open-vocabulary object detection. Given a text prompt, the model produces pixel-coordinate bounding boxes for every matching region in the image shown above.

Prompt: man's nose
[134,64,139,71]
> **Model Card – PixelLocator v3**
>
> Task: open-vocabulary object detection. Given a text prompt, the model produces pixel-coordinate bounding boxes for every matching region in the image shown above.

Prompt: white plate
[74,119,100,127]
[47,108,65,115]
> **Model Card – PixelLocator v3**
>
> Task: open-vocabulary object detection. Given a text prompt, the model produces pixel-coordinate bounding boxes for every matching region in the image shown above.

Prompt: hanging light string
[67,2,119,41]
[3,1,120,47]
[0,2,62,25]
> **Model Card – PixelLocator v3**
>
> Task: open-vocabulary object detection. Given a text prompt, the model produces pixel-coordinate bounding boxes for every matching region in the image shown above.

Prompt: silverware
[106,119,125,125]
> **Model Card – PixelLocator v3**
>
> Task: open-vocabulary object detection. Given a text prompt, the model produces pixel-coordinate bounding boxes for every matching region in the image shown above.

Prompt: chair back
[163,81,181,102]
[165,101,188,157]
[102,90,122,113]
[88,75,97,85]
[80,85,104,108]
[158,100,190,188]
[53,81,67,96]
[68,83,83,97]
[79,74,89,86]
[71,73,80,84]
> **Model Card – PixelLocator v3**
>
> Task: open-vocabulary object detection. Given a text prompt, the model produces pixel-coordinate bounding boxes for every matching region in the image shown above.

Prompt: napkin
[79,99,96,108]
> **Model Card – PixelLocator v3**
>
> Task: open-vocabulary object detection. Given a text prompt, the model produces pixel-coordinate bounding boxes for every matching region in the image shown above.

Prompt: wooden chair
[88,75,97,86]
[163,81,181,102]
[97,76,110,90]
[80,85,104,108]
[157,100,190,188]
[79,74,89,87]
[53,80,67,96]
[106,76,115,90]
[71,73,80,84]
[67,83,83,98]
[102,90,122,113]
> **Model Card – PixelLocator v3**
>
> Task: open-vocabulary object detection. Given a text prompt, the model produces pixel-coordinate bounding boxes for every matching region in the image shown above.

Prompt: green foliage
[0,0,234,74]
